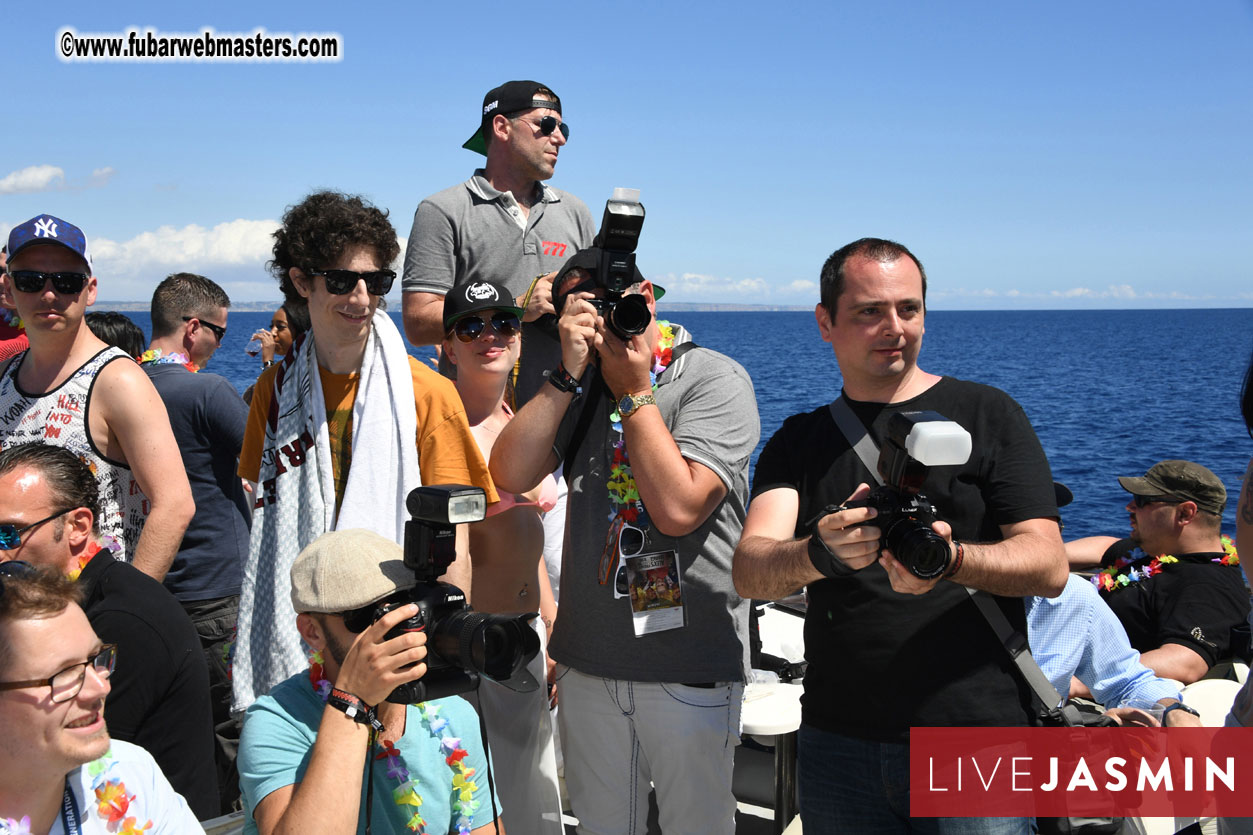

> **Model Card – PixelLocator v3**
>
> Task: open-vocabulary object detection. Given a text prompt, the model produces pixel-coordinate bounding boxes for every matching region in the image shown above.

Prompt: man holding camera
[492,248,759,833]
[238,528,500,835]
[732,238,1068,833]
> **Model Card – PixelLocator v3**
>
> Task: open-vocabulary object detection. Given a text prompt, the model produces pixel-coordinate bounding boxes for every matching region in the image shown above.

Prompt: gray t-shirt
[548,325,760,683]
[401,171,596,403]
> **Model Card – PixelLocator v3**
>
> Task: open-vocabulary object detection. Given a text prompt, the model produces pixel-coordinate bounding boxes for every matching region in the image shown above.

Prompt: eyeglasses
[9,270,89,295]
[1132,495,1184,509]
[308,269,396,296]
[182,316,227,342]
[513,114,570,141]
[0,509,74,550]
[449,312,521,343]
[0,643,117,704]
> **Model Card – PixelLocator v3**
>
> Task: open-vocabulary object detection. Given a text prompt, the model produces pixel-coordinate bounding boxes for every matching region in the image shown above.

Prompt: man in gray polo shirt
[401,79,595,405]
[491,250,760,834]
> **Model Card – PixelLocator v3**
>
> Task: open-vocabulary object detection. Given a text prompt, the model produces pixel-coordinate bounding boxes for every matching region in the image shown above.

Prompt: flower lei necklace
[1092,535,1239,593]
[605,321,676,526]
[0,308,21,330]
[138,349,196,373]
[308,653,481,834]
[1,748,153,835]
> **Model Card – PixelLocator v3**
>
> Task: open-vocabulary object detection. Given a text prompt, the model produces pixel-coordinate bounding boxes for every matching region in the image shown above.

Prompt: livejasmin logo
[927,751,1234,793]
[910,726,1253,818]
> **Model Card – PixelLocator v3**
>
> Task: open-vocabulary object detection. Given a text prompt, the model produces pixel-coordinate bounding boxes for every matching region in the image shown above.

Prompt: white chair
[1180,678,1243,726]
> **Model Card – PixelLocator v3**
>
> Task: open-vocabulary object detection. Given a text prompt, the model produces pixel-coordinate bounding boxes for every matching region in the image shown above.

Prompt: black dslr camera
[589,188,651,340]
[818,411,971,580]
[374,485,540,704]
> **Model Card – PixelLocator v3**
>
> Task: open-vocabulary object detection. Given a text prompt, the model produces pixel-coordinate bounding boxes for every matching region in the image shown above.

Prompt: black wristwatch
[1161,701,1200,725]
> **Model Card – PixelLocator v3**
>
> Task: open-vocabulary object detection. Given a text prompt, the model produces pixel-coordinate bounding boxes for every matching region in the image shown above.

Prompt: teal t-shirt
[239,671,500,834]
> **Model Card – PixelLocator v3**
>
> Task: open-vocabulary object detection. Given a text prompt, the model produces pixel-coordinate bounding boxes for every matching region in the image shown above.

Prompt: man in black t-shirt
[732,238,1067,834]
[1066,459,1250,685]
[0,442,219,819]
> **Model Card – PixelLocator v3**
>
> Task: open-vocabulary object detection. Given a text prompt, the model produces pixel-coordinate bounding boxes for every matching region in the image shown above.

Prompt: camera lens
[885,520,951,579]
[431,610,541,682]
[607,295,651,338]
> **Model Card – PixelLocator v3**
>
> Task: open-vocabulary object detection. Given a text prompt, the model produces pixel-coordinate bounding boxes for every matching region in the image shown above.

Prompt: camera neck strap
[825,395,1076,725]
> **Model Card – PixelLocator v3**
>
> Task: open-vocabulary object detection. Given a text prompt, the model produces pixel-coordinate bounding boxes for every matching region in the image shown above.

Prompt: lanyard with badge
[60,779,82,835]
[594,327,695,636]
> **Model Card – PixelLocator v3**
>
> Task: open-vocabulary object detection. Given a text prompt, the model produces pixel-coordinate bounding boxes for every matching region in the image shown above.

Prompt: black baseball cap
[442,280,524,332]
[463,80,562,156]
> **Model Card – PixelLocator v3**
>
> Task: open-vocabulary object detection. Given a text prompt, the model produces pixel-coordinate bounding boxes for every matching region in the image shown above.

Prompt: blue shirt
[239,671,500,834]
[1025,574,1180,707]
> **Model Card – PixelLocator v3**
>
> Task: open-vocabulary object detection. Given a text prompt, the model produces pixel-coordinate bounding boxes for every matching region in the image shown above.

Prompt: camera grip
[807,533,856,579]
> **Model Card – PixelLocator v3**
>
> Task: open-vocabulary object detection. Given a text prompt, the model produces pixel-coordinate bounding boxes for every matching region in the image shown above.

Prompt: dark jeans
[798,724,1032,834]
[183,594,242,816]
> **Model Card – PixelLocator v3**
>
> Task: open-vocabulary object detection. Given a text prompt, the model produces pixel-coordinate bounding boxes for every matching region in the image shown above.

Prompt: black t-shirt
[752,377,1059,741]
[1098,547,1250,666]
[79,552,220,819]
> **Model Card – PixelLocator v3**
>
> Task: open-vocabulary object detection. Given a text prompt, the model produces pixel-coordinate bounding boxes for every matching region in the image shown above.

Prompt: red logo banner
[910,727,1253,817]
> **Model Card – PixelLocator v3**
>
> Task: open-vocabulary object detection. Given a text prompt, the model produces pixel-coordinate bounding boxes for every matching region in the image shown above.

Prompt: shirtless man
[0,215,193,579]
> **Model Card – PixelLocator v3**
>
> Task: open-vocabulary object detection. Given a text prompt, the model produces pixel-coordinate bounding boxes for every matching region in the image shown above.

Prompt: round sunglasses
[512,114,570,141]
[307,268,396,296]
[9,270,89,295]
[449,311,520,343]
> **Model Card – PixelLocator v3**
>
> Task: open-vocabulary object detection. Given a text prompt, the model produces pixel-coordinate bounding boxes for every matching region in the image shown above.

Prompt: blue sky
[4,1,1251,309]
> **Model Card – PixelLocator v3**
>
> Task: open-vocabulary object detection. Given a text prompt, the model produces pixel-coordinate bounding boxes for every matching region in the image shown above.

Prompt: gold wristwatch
[617,391,656,418]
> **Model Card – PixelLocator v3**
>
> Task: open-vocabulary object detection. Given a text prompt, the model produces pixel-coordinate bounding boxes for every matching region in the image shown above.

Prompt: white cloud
[788,279,817,292]
[92,219,281,276]
[0,165,66,194]
[88,167,117,187]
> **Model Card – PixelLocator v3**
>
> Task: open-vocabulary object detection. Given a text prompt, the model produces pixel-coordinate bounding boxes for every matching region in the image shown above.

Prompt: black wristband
[1161,702,1200,725]
[546,364,582,395]
[808,535,855,579]
[327,688,383,731]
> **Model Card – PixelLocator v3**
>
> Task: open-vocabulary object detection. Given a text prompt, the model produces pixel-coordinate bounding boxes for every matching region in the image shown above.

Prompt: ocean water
[123,307,1253,541]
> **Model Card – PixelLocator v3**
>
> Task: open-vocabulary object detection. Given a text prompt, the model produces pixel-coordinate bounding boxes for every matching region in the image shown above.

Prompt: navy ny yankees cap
[7,214,93,272]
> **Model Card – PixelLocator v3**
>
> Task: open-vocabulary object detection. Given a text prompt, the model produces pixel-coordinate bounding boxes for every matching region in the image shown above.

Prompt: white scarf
[231,310,421,712]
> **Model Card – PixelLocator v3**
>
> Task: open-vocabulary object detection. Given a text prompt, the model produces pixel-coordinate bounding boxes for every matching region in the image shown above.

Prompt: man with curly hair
[232,191,497,712]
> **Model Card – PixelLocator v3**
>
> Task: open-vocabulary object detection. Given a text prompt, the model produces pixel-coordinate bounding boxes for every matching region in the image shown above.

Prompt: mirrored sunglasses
[308,269,396,296]
[10,270,89,295]
[1132,494,1184,508]
[450,312,520,343]
[0,509,74,550]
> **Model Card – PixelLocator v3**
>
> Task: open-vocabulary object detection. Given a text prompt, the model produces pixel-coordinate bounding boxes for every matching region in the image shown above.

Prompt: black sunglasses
[9,270,89,295]
[450,311,520,343]
[1132,495,1184,508]
[0,509,74,550]
[513,114,570,141]
[182,316,227,341]
[308,269,396,296]
[0,560,38,593]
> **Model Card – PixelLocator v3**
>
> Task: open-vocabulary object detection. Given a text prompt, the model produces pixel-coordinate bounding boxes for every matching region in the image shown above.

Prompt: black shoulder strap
[825,395,1072,723]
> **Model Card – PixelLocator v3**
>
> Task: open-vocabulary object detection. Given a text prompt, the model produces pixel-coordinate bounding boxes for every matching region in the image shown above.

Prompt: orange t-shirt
[239,356,497,510]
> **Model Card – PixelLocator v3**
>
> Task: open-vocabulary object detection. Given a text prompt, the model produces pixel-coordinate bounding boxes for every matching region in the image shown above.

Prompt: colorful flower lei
[138,349,196,372]
[308,653,481,833]
[2,748,153,834]
[0,308,22,330]
[605,321,676,527]
[1092,534,1239,593]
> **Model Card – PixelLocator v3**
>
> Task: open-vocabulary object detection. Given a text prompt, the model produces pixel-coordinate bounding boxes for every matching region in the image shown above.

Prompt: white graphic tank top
[0,347,149,561]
